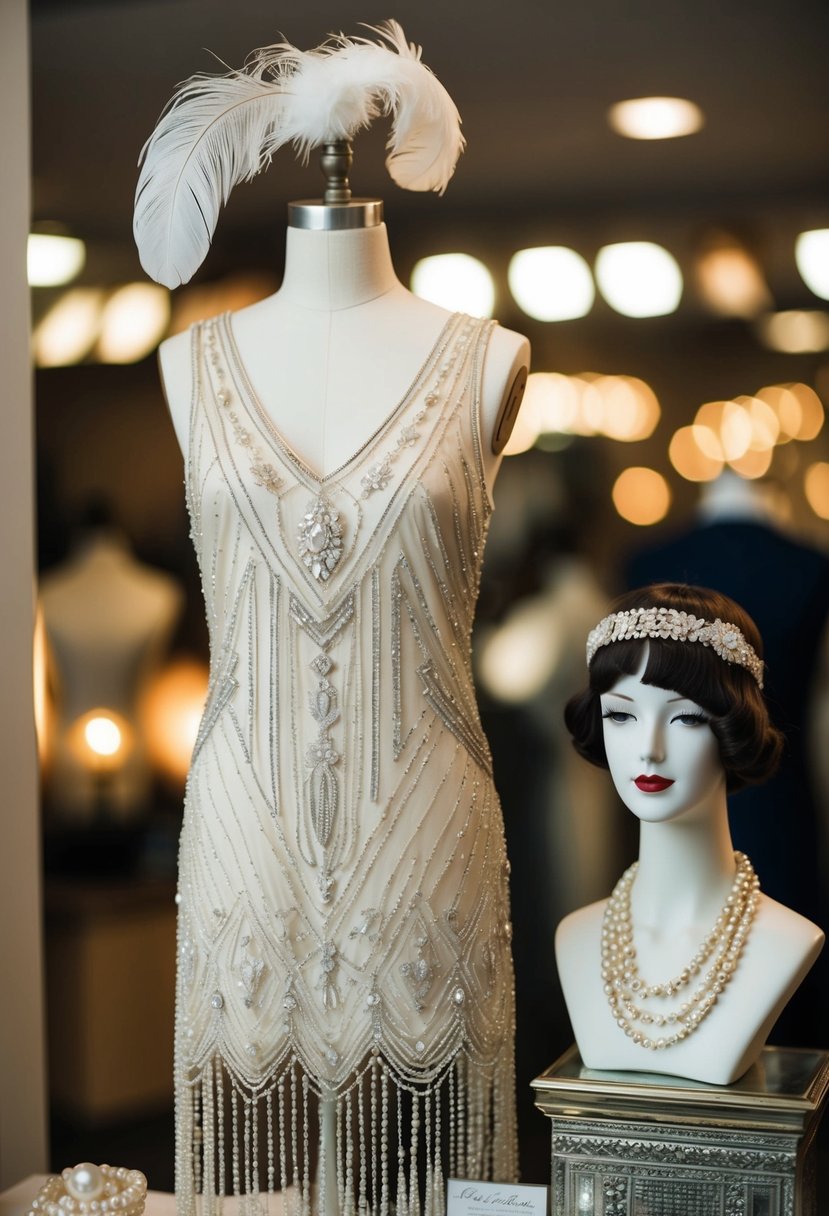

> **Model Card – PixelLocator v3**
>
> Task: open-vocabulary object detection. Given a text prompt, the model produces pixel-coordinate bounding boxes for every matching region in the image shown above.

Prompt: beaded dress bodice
[175,311,517,1210]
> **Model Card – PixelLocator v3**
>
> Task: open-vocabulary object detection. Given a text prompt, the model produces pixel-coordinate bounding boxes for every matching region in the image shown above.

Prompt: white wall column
[0,0,48,1184]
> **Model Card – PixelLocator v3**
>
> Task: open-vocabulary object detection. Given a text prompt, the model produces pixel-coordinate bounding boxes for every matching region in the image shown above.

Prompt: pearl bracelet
[27,1163,147,1216]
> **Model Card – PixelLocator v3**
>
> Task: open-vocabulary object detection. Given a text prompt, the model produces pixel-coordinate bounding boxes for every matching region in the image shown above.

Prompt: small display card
[446,1179,548,1216]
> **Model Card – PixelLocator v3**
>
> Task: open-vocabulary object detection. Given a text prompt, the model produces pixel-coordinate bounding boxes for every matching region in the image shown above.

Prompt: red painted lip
[634,774,675,793]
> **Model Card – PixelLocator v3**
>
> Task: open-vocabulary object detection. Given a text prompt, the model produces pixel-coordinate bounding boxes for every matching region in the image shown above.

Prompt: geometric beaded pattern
[175,310,517,1209]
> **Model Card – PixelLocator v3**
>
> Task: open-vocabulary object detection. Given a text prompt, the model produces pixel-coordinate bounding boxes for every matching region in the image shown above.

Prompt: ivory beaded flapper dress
[176,310,517,1209]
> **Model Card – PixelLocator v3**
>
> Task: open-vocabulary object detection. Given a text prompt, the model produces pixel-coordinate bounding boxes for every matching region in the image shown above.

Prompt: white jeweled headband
[586,606,765,688]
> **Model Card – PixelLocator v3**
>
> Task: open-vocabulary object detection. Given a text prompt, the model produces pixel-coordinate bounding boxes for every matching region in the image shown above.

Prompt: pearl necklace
[601,851,760,1051]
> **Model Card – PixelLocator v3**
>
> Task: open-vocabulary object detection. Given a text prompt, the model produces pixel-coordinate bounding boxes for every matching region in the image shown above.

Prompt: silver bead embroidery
[174,313,518,1199]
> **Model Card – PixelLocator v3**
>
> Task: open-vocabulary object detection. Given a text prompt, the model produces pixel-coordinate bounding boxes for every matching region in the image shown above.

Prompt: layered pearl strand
[27,1164,147,1216]
[601,851,760,1051]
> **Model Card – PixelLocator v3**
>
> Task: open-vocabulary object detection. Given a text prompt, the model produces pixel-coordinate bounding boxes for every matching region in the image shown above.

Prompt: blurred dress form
[40,525,182,820]
[626,473,829,1043]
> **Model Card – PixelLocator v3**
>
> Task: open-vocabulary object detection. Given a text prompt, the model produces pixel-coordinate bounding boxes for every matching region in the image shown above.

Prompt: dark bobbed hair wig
[564,583,783,793]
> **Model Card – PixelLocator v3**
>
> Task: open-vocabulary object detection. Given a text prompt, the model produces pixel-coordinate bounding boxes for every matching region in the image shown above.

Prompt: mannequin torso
[159,223,529,501]
[557,879,822,1085]
[557,649,824,1085]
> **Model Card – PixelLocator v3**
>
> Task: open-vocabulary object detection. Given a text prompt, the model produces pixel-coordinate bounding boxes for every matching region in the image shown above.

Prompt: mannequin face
[600,651,725,823]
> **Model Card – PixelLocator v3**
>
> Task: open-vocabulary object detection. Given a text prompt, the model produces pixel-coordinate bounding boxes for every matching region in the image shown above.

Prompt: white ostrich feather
[134,20,464,288]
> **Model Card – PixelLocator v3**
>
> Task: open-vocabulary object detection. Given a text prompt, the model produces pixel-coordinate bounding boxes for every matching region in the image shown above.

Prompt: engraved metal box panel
[532,1045,829,1216]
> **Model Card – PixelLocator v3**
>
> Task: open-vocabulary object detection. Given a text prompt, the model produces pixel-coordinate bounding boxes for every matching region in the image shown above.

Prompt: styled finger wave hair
[564,583,784,792]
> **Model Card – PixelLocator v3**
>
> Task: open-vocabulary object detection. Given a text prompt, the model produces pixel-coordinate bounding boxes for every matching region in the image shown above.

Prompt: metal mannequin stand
[532,1044,829,1216]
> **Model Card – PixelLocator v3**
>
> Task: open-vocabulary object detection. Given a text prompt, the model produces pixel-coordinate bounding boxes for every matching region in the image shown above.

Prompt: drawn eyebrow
[602,693,634,702]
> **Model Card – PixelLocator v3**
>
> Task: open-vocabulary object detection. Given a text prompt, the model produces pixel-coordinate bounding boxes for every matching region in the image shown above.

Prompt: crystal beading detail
[360,318,474,499]
[297,495,344,581]
[586,606,765,688]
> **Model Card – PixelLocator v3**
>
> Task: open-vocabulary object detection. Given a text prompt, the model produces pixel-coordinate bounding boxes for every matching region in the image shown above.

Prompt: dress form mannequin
[160,217,529,488]
[40,526,182,820]
[557,586,823,1085]
[153,147,529,1201]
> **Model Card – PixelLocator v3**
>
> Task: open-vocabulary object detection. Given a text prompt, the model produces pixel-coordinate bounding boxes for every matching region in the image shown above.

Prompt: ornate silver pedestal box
[532,1045,829,1216]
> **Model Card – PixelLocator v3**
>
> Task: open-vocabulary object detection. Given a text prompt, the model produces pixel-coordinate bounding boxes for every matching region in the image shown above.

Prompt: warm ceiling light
[608,96,704,140]
[508,246,595,321]
[804,462,829,519]
[595,242,683,318]
[28,233,86,287]
[695,245,771,319]
[411,254,494,318]
[668,427,723,482]
[33,288,104,366]
[795,230,829,300]
[611,467,671,526]
[97,283,171,363]
[757,310,829,353]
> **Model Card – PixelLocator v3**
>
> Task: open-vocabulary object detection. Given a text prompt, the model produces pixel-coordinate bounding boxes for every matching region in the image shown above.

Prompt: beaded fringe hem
[175,1049,517,1216]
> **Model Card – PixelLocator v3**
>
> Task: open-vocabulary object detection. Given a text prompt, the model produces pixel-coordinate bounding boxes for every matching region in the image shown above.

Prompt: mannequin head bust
[564,583,783,793]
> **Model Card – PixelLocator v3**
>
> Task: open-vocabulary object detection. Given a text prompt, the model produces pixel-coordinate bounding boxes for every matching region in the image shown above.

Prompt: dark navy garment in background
[627,520,829,1045]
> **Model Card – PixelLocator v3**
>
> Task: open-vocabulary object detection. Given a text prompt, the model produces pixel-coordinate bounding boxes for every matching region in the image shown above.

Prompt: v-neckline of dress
[219,310,462,488]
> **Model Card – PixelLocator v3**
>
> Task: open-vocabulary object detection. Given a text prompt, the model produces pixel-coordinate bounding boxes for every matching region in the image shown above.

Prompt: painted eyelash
[673,710,710,725]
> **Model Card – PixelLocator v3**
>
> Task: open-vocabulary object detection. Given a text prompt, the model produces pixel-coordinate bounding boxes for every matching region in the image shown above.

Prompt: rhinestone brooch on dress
[297,496,344,581]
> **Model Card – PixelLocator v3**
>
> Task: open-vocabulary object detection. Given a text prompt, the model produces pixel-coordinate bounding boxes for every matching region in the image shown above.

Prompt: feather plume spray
[134,20,464,288]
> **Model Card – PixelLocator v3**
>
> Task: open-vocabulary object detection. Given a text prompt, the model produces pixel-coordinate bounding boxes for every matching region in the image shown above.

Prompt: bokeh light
[97,283,171,363]
[608,97,704,140]
[758,310,829,354]
[595,242,683,318]
[727,447,773,480]
[695,244,771,318]
[28,233,86,287]
[612,467,671,525]
[33,288,104,366]
[411,254,495,317]
[84,715,122,757]
[787,383,824,440]
[508,246,594,321]
[502,371,661,453]
[142,657,209,785]
[795,230,829,301]
[804,462,829,519]
[668,427,724,482]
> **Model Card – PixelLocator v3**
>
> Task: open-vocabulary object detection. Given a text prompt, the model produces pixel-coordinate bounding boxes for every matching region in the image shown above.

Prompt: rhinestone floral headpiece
[586,606,764,688]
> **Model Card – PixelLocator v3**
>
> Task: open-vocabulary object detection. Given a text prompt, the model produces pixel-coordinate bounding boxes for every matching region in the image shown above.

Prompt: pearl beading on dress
[173,311,517,1209]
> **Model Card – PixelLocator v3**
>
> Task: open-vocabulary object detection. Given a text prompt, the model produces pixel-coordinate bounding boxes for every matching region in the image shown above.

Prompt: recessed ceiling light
[608,96,704,140]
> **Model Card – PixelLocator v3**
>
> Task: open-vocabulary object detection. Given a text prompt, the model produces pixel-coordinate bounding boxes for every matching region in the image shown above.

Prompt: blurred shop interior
[28,0,829,1189]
